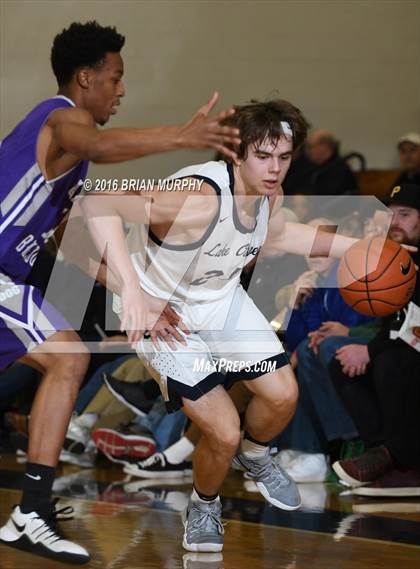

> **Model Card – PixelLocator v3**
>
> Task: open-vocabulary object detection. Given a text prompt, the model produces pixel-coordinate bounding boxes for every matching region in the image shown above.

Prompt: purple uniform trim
[0,272,72,370]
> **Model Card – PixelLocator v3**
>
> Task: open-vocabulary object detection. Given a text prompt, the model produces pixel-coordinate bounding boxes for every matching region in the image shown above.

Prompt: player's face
[389,205,420,245]
[86,52,125,125]
[240,136,293,196]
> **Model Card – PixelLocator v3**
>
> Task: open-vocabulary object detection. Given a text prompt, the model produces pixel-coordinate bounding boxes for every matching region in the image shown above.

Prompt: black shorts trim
[165,370,226,413]
[164,352,289,413]
[225,352,290,388]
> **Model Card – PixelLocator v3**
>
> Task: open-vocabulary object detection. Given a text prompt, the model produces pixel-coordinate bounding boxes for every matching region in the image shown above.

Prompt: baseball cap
[385,184,420,210]
[397,133,420,148]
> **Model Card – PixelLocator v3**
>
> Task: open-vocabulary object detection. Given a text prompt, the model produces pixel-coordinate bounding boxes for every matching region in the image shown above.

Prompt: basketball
[337,237,417,316]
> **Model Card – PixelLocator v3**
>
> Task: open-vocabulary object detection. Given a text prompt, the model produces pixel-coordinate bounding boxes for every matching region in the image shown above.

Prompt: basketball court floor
[0,454,419,568]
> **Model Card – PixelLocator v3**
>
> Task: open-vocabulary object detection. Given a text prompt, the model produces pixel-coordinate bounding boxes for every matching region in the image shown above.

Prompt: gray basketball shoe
[233,452,301,510]
[182,497,224,552]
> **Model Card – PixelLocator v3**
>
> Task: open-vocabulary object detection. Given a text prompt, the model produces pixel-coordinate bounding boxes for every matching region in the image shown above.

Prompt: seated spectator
[282,130,358,198]
[330,184,420,495]
[392,133,420,187]
[271,218,373,481]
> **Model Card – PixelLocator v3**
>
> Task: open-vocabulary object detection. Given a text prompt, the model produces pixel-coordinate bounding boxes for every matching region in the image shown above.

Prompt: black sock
[20,463,56,517]
[193,485,218,502]
[243,431,269,447]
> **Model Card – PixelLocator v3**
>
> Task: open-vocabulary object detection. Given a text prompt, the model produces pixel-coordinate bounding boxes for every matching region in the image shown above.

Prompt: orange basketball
[337,237,417,316]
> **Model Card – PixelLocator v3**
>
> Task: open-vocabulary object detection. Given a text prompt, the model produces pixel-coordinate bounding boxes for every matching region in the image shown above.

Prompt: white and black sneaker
[0,506,90,564]
[123,452,193,479]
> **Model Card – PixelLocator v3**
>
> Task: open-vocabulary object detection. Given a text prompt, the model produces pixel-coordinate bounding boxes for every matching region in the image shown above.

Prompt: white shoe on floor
[0,506,90,564]
[285,453,329,483]
[274,449,302,469]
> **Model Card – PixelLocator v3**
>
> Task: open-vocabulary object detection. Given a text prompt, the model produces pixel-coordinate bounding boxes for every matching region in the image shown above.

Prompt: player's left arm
[263,193,417,259]
[262,199,357,259]
[274,221,357,258]
[270,219,417,258]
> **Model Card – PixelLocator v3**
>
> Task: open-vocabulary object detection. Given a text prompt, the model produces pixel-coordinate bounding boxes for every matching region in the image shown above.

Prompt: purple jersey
[0,96,88,281]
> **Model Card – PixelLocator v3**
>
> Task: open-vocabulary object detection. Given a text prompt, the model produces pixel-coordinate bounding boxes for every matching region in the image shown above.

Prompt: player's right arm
[80,182,217,343]
[48,92,240,165]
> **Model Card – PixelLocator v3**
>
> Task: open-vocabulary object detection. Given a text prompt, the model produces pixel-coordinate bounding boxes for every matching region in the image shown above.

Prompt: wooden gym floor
[0,454,419,569]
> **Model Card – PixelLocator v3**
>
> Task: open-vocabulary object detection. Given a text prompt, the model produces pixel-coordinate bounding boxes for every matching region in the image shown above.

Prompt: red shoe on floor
[92,426,156,463]
[332,446,394,487]
[353,466,420,497]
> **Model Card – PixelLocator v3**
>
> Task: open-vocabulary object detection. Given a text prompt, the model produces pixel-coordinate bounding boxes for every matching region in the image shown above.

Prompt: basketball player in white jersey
[81,99,361,552]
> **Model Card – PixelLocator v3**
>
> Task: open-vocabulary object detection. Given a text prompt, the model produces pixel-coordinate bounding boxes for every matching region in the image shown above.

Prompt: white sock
[240,436,269,459]
[191,487,220,504]
[163,436,195,465]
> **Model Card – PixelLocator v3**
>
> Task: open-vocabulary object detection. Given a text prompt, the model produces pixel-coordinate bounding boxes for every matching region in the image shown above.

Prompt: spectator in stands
[393,133,420,187]
[330,183,420,496]
[282,130,358,197]
[268,219,372,481]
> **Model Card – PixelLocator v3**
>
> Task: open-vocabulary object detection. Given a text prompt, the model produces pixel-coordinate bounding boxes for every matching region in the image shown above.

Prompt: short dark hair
[222,99,310,160]
[51,21,125,86]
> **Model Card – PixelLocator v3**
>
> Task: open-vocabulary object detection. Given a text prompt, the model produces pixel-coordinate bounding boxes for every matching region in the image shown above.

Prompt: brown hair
[222,99,309,161]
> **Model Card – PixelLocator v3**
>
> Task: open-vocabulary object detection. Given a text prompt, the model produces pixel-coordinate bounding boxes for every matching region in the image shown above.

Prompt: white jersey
[114,161,269,309]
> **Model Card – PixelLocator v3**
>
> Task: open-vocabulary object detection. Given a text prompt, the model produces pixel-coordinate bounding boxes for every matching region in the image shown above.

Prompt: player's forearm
[274,222,357,258]
[87,258,122,294]
[91,126,187,163]
[56,123,183,163]
[86,216,139,287]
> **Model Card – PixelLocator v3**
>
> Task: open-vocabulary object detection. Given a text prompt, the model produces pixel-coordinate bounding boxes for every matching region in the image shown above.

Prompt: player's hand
[401,244,418,254]
[148,313,188,351]
[335,344,370,377]
[318,321,350,338]
[177,92,241,163]
[400,244,418,271]
[148,301,190,351]
[120,285,188,346]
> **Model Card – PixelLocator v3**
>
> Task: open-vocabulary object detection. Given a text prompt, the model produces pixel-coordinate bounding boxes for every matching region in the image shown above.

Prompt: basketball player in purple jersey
[0,21,240,563]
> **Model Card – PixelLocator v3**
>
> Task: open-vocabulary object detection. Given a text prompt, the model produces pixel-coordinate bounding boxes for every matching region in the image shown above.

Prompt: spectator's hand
[336,344,370,378]
[308,330,325,354]
[289,270,317,308]
[318,321,349,338]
